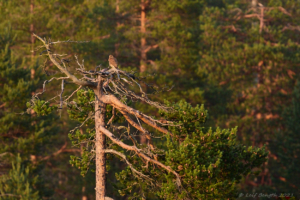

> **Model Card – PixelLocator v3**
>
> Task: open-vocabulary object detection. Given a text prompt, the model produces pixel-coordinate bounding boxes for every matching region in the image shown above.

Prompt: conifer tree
[31,34,268,200]
[0,155,39,200]
[193,0,300,193]
[0,1,120,198]
[267,81,300,197]
[0,26,66,199]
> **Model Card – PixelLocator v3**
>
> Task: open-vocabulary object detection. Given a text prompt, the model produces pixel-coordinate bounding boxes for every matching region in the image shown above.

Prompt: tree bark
[114,0,120,57]
[30,0,35,79]
[140,0,149,144]
[140,0,147,73]
[94,76,107,200]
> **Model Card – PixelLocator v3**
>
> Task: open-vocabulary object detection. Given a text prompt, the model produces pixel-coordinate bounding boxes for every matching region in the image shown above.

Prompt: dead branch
[104,149,155,183]
[107,107,116,125]
[59,80,65,109]
[144,44,159,53]
[119,110,154,150]
[65,86,82,102]
[99,126,182,188]
[40,141,77,161]
[102,94,174,137]
[33,76,68,98]
[69,111,94,134]
[282,24,300,32]
[0,152,14,158]
[265,6,291,16]
[33,34,97,87]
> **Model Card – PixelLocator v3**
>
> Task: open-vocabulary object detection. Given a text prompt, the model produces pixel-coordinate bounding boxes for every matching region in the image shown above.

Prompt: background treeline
[0,0,299,199]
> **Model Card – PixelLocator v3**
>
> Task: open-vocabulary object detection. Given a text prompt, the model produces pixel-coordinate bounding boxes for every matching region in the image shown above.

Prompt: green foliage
[115,101,267,199]
[0,25,60,199]
[69,129,95,177]
[195,0,300,194]
[267,80,300,197]
[67,89,95,124]
[67,88,122,177]
[26,99,57,116]
[0,155,40,200]
[1,0,297,198]
[161,100,208,138]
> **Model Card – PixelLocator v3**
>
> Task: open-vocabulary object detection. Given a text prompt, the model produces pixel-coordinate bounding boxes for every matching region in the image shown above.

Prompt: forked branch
[102,94,174,137]
[99,126,182,188]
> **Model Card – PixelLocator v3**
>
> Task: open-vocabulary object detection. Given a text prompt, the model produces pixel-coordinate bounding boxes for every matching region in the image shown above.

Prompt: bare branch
[33,76,69,98]
[104,149,155,183]
[74,55,85,70]
[144,44,159,53]
[99,126,182,188]
[282,24,300,32]
[49,39,89,45]
[0,152,14,158]
[102,95,174,137]
[76,68,109,77]
[119,110,154,150]
[244,14,260,19]
[107,107,116,125]
[33,34,97,87]
[69,111,94,134]
[59,80,65,109]
[40,142,69,161]
[265,6,291,16]
[65,86,82,102]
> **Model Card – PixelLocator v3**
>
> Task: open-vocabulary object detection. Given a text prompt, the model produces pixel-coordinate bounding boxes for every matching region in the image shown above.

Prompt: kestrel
[108,55,118,69]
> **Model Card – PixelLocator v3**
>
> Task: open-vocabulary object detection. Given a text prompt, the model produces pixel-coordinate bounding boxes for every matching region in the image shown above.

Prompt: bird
[108,55,118,69]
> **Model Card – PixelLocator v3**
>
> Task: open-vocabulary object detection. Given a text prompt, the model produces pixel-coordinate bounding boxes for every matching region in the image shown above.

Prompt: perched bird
[108,55,118,69]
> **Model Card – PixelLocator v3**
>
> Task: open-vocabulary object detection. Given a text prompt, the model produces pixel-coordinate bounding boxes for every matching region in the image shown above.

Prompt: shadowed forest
[0,0,299,199]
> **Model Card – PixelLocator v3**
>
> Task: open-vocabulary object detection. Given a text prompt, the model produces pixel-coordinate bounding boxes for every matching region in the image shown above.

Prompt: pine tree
[193,0,300,193]
[32,34,268,200]
[0,155,39,200]
[0,1,120,198]
[267,80,300,197]
[0,26,61,198]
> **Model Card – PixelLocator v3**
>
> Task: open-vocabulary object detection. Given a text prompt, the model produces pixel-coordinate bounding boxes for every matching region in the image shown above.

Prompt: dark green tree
[0,27,64,199]
[193,0,300,194]
[0,1,120,198]
[267,80,300,197]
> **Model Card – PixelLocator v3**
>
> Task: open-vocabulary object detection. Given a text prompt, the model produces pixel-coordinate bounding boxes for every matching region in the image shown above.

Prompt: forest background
[0,0,299,199]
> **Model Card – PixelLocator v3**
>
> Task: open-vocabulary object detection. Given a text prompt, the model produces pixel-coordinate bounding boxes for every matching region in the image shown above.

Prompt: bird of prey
[108,55,118,69]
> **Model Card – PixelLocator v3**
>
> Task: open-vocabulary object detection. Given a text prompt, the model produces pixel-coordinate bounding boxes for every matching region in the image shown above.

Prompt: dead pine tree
[29,34,268,200]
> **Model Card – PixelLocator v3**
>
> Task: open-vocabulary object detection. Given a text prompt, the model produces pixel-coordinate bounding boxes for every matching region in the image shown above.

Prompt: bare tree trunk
[114,0,120,57]
[259,6,264,34]
[94,77,107,200]
[30,0,35,79]
[140,0,147,73]
[139,0,148,144]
